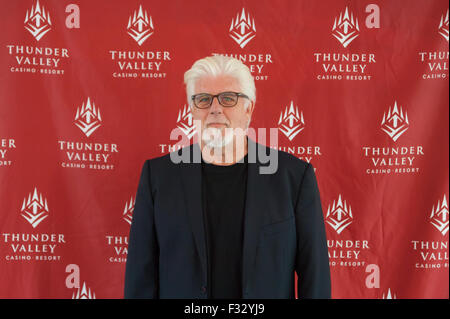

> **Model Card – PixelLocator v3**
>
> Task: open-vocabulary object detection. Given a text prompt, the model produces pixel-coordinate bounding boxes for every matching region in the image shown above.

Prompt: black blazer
[124,138,331,299]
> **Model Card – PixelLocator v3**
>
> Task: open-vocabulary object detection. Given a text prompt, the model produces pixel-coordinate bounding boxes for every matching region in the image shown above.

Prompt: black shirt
[201,154,248,299]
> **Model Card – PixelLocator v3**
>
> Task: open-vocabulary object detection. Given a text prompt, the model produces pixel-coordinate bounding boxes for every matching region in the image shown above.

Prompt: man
[124,55,331,299]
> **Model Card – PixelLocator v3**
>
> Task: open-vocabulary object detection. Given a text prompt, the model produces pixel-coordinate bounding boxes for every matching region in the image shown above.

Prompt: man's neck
[200,136,248,166]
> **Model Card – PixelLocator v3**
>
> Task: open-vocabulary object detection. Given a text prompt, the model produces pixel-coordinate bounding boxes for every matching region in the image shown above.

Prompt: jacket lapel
[242,138,266,296]
[179,143,208,282]
[178,139,266,295]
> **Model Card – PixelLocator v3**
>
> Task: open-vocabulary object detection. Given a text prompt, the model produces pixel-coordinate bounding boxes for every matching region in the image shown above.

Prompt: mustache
[206,122,229,126]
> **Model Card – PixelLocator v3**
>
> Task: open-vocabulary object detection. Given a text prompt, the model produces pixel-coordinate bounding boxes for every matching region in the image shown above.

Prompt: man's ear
[246,101,255,116]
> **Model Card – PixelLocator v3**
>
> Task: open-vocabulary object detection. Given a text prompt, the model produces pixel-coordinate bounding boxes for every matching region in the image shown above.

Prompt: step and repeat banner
[0,0,448,299]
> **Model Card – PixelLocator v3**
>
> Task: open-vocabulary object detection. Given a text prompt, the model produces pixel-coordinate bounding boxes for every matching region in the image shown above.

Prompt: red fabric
[0,0,448,298]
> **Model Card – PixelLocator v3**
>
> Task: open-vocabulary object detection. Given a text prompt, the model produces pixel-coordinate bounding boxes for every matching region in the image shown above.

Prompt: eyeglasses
[191,92,250,109]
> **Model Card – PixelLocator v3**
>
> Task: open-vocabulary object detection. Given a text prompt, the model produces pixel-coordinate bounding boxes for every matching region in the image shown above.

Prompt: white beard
[202,127,234,149]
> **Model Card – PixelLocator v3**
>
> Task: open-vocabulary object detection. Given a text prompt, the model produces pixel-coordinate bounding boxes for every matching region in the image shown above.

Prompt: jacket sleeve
[295,163,331,298]
[124,160,159,298]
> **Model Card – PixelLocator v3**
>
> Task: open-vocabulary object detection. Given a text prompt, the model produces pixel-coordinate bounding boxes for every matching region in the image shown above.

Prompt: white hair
[183,55,256,110]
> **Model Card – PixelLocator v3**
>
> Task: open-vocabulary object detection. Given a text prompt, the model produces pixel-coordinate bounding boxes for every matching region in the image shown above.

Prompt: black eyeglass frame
[191,91,250,109]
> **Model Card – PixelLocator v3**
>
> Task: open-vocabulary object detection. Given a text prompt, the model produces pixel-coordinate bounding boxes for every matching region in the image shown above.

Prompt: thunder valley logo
[127,5,154,46]
[381,288,397,299]
[1,187,66,262]
[72,282,96,299]
[325,194,353,234]
[122,196,135,225]
[6,0,69,76]
[331,6,360,48]
[58,97,119,171]
[159,104,195,154]
[271,101,322,165]
[229,8,256,48]
[104,196,134,263]
[418,9,449,80]
[212,7,273,81]
[410,194,449,270]
[362,101,424,175]
[325,194,370,268]
[24,0,52,41]
[277,101,305,142]
[438,9,449,42]
[429,195,449,236]
[108,4,171,79]
[74,97,102,138]
[21,187,49,228]
[176,105,196,140]
[380,101,409,142]
[314,6,376,81]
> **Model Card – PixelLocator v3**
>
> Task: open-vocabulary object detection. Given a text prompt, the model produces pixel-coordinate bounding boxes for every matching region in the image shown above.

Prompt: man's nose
[209,96,223,114]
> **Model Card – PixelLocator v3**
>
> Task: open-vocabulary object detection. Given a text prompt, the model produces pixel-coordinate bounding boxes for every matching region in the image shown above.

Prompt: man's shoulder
[248,141,311,182]
[275,146,310,169]
[144,143,194,170]
[259,143,310,171]
[141,142,311,175]
[256,143,313,197]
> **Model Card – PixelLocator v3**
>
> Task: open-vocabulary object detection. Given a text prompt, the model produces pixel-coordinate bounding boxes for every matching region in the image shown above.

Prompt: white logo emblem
[74,97,102,137]
[176,105,196,140]
[381,101,409,142]
[72,282,96,299]
[229,8,256,48]
[325,194,353,234]
[438,9,449,41]
[332,7,360,48]
[21,187,49,228]
[382,288,397,299]
[24,0,52,41]
[127,5,154,46]
[123,196,135,225]
[278,101,305,141]
[430,195,449,236]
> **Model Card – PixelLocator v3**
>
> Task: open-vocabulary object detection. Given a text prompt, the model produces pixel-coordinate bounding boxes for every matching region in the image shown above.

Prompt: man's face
[191,75,254,149]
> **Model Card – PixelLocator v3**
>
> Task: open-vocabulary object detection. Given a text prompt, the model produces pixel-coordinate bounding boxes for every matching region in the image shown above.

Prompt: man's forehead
[194,75,241,93]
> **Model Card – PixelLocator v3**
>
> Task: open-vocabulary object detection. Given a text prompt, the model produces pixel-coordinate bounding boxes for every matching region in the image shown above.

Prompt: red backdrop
[0,0,448,299]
